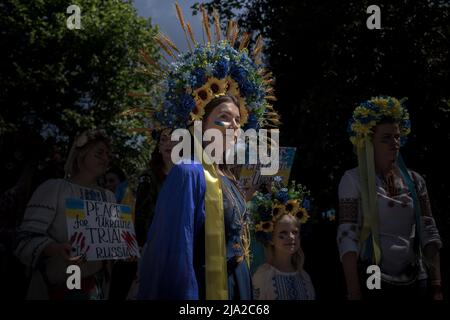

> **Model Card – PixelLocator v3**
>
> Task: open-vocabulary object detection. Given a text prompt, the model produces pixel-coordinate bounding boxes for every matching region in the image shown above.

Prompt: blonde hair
[267,213,305,272]
[64,129,112,179]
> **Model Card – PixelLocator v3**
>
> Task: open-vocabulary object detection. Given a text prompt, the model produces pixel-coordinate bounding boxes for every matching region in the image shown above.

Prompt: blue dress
[137,162,252,300]
[221,175,253,300]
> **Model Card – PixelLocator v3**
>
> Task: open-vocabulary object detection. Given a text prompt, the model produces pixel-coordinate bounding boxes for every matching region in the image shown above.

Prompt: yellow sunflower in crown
[295,207,310,224]
[239,99,249,125]
[271,204,286,221]
[206,77,228,97]
[259,220,274,233]
[193,85,213,106]
[190,97,206,121]
[226,77,240,98]
[285,199,300,216]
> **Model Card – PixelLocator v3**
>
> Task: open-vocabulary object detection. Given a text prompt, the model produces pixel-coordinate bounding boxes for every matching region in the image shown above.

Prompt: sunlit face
[79,141,111,178]
[105,172,120,192]
[158,128,176,164]
[203,101,241,152]
[272,215,300,257]
[373,123,401,165]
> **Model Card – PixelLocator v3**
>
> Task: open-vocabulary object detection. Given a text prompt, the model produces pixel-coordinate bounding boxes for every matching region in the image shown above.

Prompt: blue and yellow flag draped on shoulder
[137,160,206,299]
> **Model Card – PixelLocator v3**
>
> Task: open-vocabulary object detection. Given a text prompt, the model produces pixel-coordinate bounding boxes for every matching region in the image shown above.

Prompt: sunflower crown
[249,176,311,244]
[348,96,411,147]
[133,4,279,133]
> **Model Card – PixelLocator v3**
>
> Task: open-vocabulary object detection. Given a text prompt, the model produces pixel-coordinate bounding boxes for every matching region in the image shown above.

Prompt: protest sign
[65,198,139,261]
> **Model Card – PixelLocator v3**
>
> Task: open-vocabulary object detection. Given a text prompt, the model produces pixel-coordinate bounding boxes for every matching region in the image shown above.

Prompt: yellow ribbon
[191,125,228,300]
[357,137,381,265]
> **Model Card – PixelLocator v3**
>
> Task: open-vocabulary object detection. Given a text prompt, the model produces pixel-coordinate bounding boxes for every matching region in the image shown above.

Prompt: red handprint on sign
[70,231,90,260]
[121,230,139,257]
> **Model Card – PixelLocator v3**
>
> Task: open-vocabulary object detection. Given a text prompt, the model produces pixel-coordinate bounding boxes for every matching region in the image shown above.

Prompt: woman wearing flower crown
[250,177,315,300]
[338,96,443,300]
[135,5,280,300]
[15,129,116,299]
[138,94,255,299]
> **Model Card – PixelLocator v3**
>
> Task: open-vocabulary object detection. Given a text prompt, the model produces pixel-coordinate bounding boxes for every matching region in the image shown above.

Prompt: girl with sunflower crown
[249,177,315,300]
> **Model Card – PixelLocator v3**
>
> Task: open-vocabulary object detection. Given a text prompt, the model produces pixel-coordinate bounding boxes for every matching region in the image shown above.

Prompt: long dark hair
[150,139,167,185]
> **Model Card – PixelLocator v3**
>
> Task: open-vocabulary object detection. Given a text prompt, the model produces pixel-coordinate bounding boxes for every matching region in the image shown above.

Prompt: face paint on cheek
[214,120,231,127]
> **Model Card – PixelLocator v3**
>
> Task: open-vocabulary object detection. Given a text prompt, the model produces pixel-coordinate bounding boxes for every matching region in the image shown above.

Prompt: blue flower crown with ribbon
[347,96,411,147]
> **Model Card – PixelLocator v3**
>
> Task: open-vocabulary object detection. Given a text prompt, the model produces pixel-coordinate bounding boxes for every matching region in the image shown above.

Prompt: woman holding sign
[136,6,280,300]
[338,96,443,300]
[15,129,118,299]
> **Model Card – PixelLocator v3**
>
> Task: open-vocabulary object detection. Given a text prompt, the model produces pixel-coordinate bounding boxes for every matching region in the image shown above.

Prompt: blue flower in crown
[239,80,258,98]
[246,113,260,130]
[229,63,248,84]
[191,68,206,89]
[179,93,196,114]
[213,57,230,79]
[276,189,289,204]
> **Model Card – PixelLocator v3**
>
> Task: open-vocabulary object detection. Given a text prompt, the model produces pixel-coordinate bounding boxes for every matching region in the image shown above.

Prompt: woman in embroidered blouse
[15,129,116,299]
[338,97,443,300]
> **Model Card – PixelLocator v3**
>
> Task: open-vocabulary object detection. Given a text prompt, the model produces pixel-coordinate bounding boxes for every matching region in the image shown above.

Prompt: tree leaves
[1,0,160,177]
